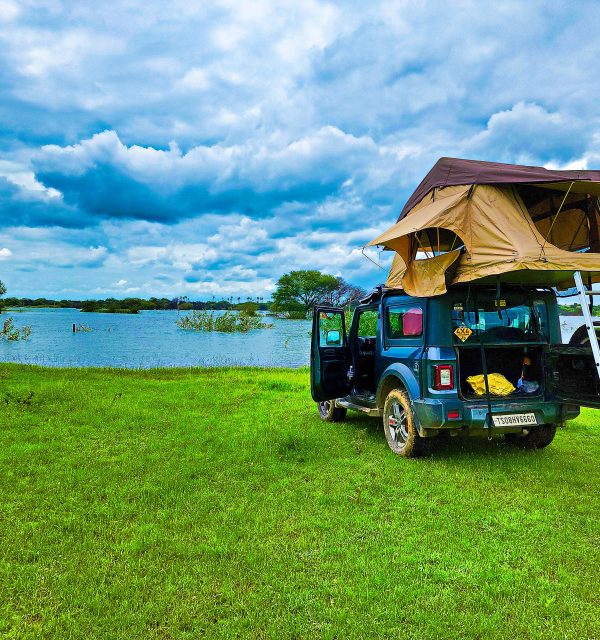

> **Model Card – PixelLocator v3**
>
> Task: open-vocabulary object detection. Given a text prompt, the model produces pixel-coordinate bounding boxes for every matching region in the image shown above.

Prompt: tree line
[0,270,367,318]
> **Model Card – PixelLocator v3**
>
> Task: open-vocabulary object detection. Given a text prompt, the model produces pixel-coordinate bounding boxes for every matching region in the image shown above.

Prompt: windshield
[452,296,548,343]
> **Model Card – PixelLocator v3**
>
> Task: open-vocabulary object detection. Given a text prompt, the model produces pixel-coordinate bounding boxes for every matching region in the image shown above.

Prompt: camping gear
[367,157,600,297]
[517,379,540,394]
[366,157,600,434]
[467,373,516,396]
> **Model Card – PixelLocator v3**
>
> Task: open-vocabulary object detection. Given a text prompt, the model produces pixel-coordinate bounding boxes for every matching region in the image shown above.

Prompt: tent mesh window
[413,227,464,259]
[516,185,600,254]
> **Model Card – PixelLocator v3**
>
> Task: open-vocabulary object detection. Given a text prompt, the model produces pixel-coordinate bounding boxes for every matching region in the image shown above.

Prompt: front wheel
[317,400,347,422]
[504,424,557,449]
[383,389,429,457]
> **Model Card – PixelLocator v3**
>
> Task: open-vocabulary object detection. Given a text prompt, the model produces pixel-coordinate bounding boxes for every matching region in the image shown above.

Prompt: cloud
[0,247,12,259]
[1,0,600,297]
[0,1,19,23]
[467,102,586,163]
[30,127,378,225]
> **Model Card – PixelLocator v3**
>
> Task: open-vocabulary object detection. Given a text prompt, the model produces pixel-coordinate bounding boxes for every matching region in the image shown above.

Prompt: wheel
[504,424,557,449]
[317,400,347,422]
[382,389,429,457]
[569,321,600,345]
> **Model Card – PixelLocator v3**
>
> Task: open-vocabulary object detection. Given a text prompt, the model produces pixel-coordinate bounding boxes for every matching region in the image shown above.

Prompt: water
[0,309,593,369]
[0,308,311,368]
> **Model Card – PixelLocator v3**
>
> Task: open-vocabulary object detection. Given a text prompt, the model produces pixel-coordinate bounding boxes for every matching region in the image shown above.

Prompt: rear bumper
[412,397,580,433]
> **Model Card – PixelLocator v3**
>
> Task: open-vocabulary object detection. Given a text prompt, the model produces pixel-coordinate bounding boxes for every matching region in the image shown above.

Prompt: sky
[1,0,600,300]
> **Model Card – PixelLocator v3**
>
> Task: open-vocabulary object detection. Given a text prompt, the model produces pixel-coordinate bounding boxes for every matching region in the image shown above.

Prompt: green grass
[0,364,598,639]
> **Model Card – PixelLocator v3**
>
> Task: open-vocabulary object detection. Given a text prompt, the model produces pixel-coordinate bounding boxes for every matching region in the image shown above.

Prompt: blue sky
[1,0,600,299]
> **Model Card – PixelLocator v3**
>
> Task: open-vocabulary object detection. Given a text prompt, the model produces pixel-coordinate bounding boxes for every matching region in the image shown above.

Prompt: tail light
[433,364,454,390]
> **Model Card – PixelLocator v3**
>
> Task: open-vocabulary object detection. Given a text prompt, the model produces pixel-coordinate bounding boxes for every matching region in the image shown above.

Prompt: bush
[176,310,273,333]
[238,302,258,316]
[0,318,32,341]
[285,310,308,320]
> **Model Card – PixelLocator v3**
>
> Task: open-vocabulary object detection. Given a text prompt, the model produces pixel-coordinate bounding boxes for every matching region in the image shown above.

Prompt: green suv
[310,285,599,456]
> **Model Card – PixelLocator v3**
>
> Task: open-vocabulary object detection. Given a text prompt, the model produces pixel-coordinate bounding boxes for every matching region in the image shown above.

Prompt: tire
[569,321,600,345]
[317,400,347,422]
[504,424,557,449]
[382,389,429,457]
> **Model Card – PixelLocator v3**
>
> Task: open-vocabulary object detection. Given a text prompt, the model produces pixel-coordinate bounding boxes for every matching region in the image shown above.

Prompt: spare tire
[569,321,600,345]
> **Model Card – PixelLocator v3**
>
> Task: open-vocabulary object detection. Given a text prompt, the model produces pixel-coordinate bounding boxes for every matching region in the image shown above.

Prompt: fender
[376,363,420,407]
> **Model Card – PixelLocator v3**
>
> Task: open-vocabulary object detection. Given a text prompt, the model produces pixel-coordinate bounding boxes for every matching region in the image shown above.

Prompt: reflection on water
[0,308,593,369]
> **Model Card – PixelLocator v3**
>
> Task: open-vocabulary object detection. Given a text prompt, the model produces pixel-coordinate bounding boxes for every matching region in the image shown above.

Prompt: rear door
[546,345,600,408]
[310,306,351,402]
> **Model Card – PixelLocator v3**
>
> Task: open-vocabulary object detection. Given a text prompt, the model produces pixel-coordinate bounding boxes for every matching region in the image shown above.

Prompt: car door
[310,306,351,402]
[546,345,600,408]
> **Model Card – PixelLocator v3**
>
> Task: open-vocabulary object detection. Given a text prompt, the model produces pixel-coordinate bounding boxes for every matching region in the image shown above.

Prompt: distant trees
[272,270,366,318]
[0,280,6,313]
[323,278,366,308]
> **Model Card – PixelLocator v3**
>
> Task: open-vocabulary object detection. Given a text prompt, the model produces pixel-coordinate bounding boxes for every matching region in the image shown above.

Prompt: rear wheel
[383,389,428,457]
[317,400,347,422]
[569,321,600,345]
[504,424,557,449]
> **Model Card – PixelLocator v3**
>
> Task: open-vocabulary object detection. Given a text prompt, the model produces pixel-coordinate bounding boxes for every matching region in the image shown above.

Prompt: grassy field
[0,365,598,639]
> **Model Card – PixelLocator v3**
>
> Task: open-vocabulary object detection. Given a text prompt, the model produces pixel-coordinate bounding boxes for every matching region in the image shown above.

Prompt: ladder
[573,271,600,381]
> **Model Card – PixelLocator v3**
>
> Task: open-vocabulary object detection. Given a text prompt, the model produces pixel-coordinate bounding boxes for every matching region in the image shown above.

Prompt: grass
[0,364,598,639]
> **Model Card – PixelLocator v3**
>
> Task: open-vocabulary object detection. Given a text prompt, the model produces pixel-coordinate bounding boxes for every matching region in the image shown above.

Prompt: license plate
[492,413,537,427]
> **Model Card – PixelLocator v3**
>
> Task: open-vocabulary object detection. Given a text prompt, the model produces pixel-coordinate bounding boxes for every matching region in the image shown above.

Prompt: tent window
[413,227,464,259]
[516,185,600,253]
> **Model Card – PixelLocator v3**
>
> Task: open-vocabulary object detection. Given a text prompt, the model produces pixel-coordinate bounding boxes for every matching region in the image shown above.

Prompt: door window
[386,307,423,339]
[318,311,345,347]
[357,310,378,337]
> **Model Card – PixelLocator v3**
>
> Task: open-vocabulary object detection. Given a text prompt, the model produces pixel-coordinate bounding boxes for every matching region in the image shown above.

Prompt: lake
[0,308,592,368]
[0,308,311,368]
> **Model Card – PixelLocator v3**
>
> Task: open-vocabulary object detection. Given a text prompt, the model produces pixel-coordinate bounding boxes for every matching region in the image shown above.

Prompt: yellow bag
[466,373,516,396]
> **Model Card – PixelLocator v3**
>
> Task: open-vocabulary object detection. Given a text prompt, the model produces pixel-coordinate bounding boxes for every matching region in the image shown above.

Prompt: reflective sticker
[494,299,507,307]
[453,303,464,311]
[454,325,473,342]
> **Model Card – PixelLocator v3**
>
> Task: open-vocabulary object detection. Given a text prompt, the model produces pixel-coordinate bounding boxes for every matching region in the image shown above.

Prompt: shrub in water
[176,310,273,333]
[0,317,32,341]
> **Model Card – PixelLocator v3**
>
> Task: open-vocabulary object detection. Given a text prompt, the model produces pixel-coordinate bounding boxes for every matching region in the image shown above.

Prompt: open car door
[546,345,600,408]
[310,306,351,402]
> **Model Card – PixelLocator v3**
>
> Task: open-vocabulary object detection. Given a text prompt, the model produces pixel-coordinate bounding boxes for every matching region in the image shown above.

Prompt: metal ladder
[574,271,600,381]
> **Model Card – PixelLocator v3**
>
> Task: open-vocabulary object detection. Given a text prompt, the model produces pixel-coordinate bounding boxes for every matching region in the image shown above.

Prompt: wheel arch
[376,364,420,408]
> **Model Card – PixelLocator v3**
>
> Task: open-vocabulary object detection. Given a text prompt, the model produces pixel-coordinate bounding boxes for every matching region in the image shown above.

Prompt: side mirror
[326,329,341,346]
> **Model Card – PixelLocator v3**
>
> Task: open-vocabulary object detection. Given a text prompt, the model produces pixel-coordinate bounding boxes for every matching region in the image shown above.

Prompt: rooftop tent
[367,157,600,297]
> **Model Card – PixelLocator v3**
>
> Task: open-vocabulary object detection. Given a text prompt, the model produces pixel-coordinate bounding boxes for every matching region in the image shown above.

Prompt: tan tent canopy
[367,158,600,297]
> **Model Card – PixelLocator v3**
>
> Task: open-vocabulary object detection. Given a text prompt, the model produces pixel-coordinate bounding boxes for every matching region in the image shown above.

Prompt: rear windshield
[452,296,548,343]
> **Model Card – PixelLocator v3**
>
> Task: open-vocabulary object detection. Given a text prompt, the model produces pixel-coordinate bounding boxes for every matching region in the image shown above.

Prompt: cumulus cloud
[29,127,378,225]
[467,102,586,163]
[0,247,12,259]
[1,0,600,297]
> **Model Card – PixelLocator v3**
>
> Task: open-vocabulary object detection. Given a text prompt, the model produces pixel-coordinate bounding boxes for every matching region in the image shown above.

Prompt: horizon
[2,2,600,298]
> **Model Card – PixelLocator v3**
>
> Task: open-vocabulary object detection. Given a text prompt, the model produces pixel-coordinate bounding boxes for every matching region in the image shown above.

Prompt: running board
[574,270,600,382]
[335,399,382,416]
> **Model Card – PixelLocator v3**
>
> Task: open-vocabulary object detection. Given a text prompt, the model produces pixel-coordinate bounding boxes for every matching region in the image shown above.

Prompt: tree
[324,277,366,307]
[272,270,340,315]
[0,280,6,313]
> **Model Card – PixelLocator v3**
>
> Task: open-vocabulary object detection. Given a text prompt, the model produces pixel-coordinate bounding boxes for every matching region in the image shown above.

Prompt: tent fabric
[399,157,600,220]
[368,174,600,297]
[400,249,462,297]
